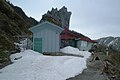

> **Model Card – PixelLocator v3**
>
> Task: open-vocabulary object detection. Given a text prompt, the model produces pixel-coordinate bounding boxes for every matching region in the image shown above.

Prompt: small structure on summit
[60,28,96,50]
[29,21,63,53]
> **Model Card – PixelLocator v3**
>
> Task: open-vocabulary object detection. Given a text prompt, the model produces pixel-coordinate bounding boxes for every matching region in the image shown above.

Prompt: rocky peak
[40,6,71,28]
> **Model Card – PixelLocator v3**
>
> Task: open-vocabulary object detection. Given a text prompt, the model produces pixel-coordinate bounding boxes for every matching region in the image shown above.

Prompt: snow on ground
[0,46,91,80]
[60,46,80,54]
[60,46,91,59]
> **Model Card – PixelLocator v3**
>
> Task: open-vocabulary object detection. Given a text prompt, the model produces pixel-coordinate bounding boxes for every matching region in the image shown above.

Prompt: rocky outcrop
[40,6,71,28]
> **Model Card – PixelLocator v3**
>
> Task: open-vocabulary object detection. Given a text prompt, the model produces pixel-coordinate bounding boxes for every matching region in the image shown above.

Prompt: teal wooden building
[29,21,63,53]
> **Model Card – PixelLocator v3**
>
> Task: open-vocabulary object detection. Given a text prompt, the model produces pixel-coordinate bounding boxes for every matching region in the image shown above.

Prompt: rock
[14,56,22,60]
[40,6,72,28]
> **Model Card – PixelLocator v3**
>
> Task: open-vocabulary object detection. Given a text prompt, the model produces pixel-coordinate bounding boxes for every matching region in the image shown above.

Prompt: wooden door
[34,38,42,53]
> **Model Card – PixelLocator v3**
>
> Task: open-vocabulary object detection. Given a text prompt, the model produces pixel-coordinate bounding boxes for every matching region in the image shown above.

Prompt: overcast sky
[9,0,120,39]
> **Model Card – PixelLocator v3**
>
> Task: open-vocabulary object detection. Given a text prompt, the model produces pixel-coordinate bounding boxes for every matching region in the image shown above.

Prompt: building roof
[61,28,79,39]
[29,21,64,33]
[61,28,96,43]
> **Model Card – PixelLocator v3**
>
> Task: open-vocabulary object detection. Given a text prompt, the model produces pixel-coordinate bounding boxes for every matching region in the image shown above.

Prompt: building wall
[77,40,93,51]
[77,40,81,50]
[61,39,76,48]
[33,27,60,53]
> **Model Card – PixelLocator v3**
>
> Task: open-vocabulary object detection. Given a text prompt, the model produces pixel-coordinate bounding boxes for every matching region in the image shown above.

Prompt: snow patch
[0,47,91,80]
[60,46,91,59]
[60,46,80,54]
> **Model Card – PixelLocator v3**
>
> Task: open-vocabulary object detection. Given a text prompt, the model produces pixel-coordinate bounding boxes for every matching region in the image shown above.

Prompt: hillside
[97,37,120,52]
[0,0,38,68]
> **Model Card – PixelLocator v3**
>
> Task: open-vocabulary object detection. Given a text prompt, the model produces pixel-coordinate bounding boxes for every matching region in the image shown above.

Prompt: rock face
[97,37,120,52]
[40,6,71,28]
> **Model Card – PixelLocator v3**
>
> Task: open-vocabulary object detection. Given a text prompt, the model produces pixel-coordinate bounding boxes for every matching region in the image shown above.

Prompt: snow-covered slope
[97,37,120,51]
[0,47,91,80]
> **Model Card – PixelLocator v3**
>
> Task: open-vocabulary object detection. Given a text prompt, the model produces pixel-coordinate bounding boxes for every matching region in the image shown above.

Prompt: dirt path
[67,53,109,80]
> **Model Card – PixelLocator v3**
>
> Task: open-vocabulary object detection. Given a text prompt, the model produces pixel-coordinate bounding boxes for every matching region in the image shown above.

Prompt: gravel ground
[67,53,109,80]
